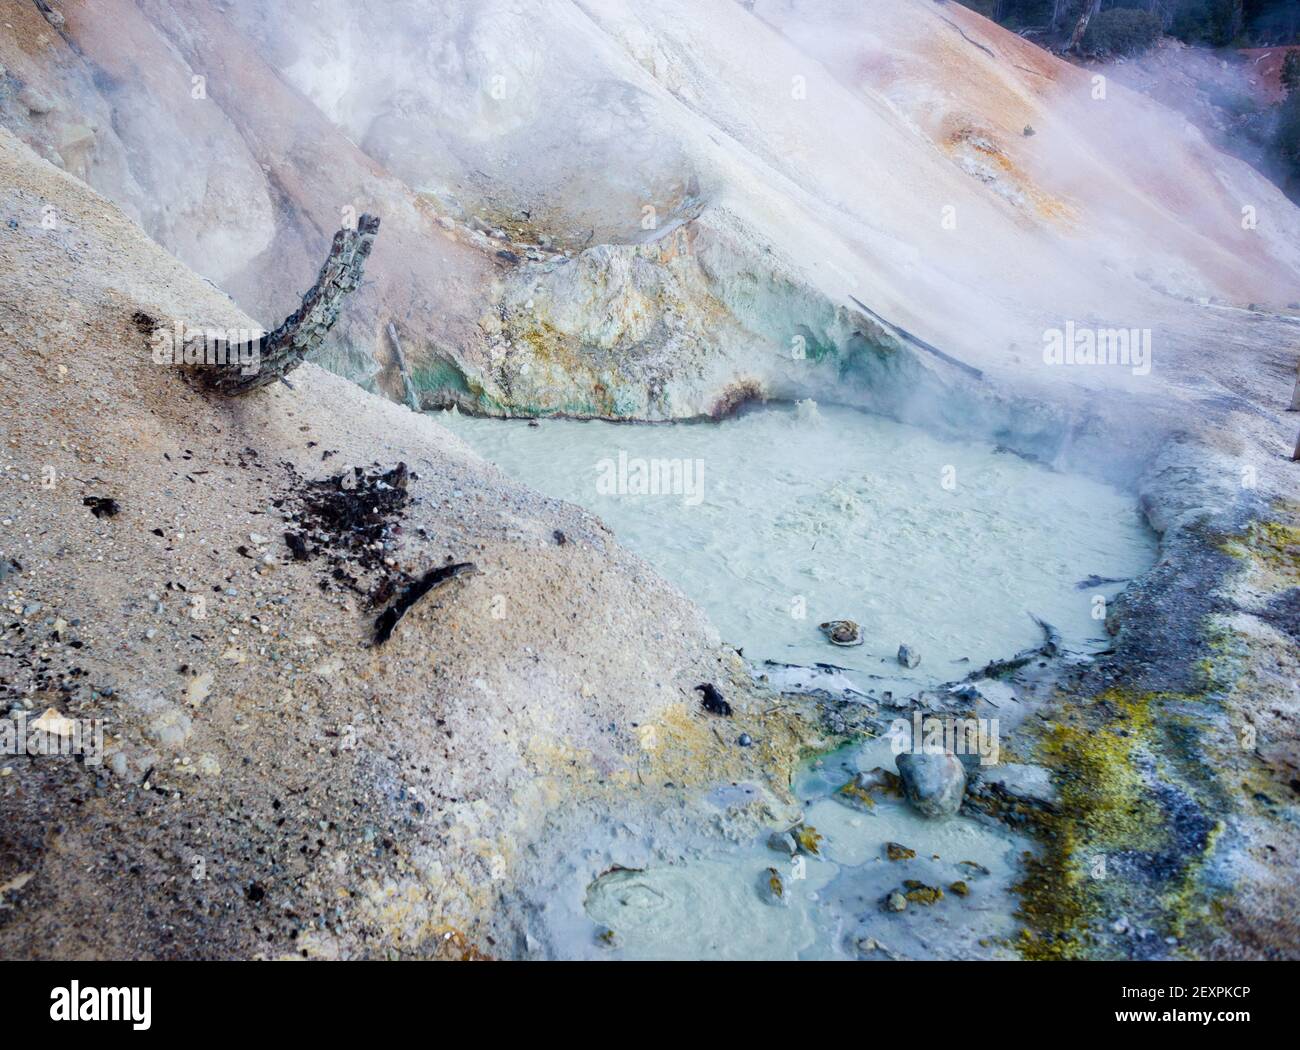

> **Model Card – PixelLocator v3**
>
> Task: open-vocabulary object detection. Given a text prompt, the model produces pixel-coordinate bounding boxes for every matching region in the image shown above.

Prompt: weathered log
[387,321,423,412]
[199,214,380,395]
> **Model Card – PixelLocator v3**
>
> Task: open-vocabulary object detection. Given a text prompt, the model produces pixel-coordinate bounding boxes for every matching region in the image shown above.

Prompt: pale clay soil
[0,129,820,959]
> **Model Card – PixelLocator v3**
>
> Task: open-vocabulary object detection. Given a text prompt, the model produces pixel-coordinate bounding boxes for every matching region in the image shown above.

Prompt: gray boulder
[897,644,921,669]
[895,751,966,819]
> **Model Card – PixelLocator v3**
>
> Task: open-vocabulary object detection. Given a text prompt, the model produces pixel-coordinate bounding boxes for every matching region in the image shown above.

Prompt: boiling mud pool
[443,402,1155,687]
[442,402,1157,958]
[579,737,1029,960]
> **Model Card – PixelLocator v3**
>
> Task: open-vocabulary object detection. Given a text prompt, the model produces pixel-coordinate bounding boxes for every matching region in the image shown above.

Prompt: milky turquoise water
[442,401,1156,689]
[441,401,1157,959]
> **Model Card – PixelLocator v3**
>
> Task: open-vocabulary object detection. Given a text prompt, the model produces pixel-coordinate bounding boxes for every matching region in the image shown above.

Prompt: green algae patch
[1218,508,1300,582]
[1014,689,1164,959]
[1013,687,1230,959]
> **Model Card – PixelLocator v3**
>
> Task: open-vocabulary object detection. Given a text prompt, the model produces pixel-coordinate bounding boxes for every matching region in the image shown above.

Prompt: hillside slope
[0,127,798,958]
[2,0,1298,421]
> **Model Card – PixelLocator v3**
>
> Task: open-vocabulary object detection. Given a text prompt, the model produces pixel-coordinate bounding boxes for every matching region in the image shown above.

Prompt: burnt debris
[696,683,733,717]
[82,496,120,519]
[279,462,412,597]
[373,562,478,645]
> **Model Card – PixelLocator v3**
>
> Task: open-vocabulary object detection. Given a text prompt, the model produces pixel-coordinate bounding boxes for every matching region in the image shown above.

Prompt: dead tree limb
[387,321,423,413]
[199,214,380,395]
[848,295,983,379]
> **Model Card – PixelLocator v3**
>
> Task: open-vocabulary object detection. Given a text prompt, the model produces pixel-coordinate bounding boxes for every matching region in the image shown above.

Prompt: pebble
[897,643,921,669]
[767,831,797,856]
[737,733,752,747]
[885,891,907,912]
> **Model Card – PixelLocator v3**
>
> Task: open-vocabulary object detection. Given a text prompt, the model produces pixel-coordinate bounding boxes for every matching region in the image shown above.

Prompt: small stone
[767,831,797,856]
[902,880,944,905]
[792,824,823,856]
[737,733,752,747]
[885,841,916,861]
[819,619,863,646]
[762,867,786,905]
[31,707,75,739]
[897,643,921,669]
[949,880,970,897]
[185,671,213,707]
[885,891,907,912]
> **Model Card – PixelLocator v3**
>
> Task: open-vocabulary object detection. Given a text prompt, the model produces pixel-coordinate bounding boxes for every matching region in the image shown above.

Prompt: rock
[838,766,902,809]
[949,880,969,897]
[885,841,915,861]
[819,619,863,646]
[185,672,213,707]
[884,891,907,912]
[897,643,921,668]
[902,880,944,905]
[30,707,75,739]
[762,867,786,906]
[974,762,1056,806]
[792,823,823,855]
[895,751,967,819]
[737,732,752,747]
[767,831,797,856]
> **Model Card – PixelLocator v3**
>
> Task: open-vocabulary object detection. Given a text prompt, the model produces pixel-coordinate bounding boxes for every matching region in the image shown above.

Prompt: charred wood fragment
[198,214,380,395]
[373,562,478,646]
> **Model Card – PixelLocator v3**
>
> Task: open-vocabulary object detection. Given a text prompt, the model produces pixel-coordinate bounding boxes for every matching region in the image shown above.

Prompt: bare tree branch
[198,214,380,395]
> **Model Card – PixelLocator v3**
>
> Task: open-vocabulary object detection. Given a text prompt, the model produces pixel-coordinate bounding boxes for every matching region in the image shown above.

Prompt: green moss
[1218,507,1300,580]
[1014,689,1165,959]
[1012,683,1238,959]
